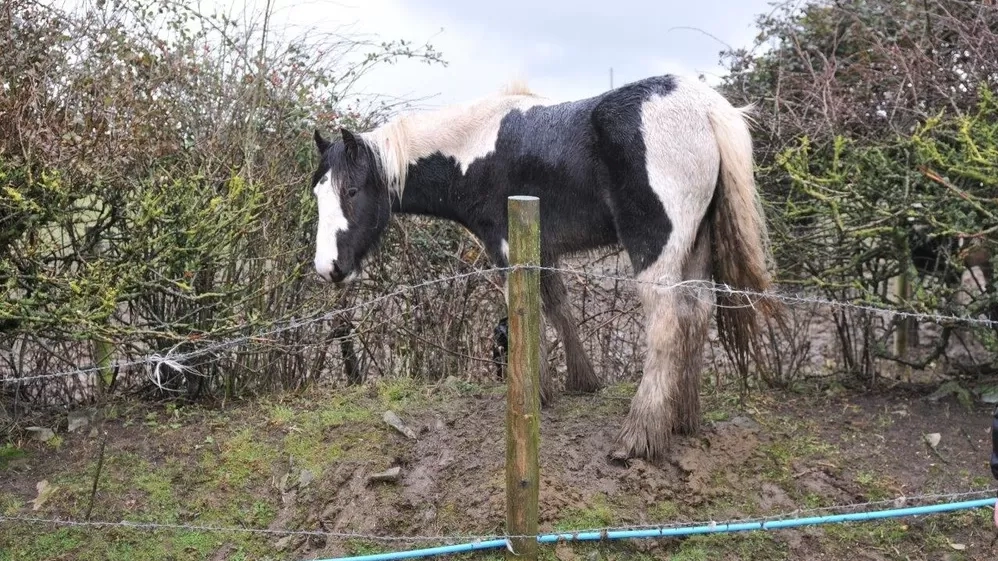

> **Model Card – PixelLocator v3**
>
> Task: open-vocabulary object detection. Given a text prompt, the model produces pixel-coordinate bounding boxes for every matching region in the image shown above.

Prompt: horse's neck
[388,151,466,223]
[379,94,543,227]
[396,98,518,161]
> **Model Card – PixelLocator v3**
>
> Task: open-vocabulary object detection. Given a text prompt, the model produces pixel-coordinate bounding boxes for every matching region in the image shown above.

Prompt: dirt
[2,379,998,561]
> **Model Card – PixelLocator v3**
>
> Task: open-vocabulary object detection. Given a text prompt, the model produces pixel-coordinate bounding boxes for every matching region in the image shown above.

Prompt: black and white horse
[309,74,779,461]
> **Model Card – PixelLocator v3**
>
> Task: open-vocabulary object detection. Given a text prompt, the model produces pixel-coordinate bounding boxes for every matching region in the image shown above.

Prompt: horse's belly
[543,194,618,256]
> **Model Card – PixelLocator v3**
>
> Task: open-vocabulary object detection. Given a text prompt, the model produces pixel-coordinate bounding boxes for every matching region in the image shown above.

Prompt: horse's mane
[363,80,541,196]
[498,79,535,97]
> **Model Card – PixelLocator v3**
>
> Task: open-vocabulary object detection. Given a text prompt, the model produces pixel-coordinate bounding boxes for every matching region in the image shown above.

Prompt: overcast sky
[232,0,784,108]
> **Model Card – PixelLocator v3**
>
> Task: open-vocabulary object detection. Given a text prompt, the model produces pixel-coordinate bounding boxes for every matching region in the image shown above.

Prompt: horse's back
[484,74,716,184]
[461,75,726,258]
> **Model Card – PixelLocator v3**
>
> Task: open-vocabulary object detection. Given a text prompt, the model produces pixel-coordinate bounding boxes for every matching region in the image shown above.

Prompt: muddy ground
[2,376,998,561]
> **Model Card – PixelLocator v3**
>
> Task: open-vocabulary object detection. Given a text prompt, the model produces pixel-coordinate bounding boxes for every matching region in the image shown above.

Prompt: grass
[376,375,425,408]
[554,494,616,531]
[0,443,27,470]
[648,499,680,523]
[670,533,790,561]
[213,426,280,489]
[821,519,911,548]
[0,525,229,561]
[0,383,404,561]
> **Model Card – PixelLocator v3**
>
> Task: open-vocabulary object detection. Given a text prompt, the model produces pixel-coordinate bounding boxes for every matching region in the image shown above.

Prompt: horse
[308,74,780,462]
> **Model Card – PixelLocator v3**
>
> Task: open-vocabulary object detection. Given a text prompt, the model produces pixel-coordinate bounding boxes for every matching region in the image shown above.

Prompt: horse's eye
[346,187,359,198]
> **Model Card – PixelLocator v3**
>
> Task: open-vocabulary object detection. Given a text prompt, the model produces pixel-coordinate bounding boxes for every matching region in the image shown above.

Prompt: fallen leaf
[31,480,56,511]
[949,542,966,551]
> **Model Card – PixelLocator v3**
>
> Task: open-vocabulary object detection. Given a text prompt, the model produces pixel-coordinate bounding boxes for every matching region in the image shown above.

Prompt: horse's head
[310,128,392,284]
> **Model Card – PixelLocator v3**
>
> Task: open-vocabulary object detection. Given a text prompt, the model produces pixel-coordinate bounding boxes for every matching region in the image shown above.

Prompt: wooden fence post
[506,195,541,561]
[893,268,916,355]
[892,234,918,382]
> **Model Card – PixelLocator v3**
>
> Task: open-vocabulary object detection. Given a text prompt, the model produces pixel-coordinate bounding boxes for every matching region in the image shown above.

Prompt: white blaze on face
[313,170,350,279]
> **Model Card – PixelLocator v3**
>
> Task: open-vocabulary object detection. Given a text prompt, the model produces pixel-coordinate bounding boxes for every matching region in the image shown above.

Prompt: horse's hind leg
[595,90,719,462]
[491,313,556,404]
[493,249,557,405]
[611,217,713,461]
[541,261,602,393]
[668,220,713,435]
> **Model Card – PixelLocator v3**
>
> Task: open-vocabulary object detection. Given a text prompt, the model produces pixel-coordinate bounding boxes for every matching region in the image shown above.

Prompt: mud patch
[673,416,764,500]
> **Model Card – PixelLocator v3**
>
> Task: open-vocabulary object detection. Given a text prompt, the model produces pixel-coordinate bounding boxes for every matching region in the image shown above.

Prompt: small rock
[729,415,760,431]
[26,426,55,442]
[978,383,998,404]
[369,466,402,484]
[924,432,942,449]
[67,410,91,433]
[298,468,315,488]
[383,410,417,440]
[437,450,455,468]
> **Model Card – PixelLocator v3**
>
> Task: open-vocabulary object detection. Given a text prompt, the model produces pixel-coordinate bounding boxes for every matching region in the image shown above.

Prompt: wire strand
[1,488,994,544]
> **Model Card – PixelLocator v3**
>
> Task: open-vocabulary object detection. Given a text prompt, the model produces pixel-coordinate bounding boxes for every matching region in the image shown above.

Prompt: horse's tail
[706,100,783,376]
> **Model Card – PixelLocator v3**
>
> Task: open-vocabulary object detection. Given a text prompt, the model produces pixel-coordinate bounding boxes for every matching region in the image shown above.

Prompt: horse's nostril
[332,262,343,279]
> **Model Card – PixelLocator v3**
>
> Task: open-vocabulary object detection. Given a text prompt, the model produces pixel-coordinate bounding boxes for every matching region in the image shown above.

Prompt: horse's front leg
[491,315,508,380]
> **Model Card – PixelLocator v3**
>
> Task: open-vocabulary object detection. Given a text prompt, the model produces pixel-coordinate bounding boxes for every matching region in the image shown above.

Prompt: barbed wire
[2,263,996,386]
[534,265,998,328]
[1,488,994,544]
[0,267,506,385]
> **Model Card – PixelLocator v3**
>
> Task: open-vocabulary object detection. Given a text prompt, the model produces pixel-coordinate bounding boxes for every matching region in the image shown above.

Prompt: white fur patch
[313,170,349,279]
[362,88,554,195]
[638,78,721,285]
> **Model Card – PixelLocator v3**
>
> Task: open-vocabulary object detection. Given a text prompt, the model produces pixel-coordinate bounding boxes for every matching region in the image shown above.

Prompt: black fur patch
[390,75,680,271]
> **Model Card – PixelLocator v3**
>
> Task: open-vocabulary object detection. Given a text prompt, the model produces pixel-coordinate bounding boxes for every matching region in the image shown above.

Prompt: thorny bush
[0,0,450,414]
[719,0,998,384]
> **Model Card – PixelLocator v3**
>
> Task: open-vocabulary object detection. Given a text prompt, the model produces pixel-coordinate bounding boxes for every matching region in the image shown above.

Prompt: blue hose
[321,539,509,561]
[316,497,995,561]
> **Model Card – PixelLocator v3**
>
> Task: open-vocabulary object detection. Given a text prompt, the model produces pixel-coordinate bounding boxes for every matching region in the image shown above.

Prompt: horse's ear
[340,127,359,160]
[314,129,330,153]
